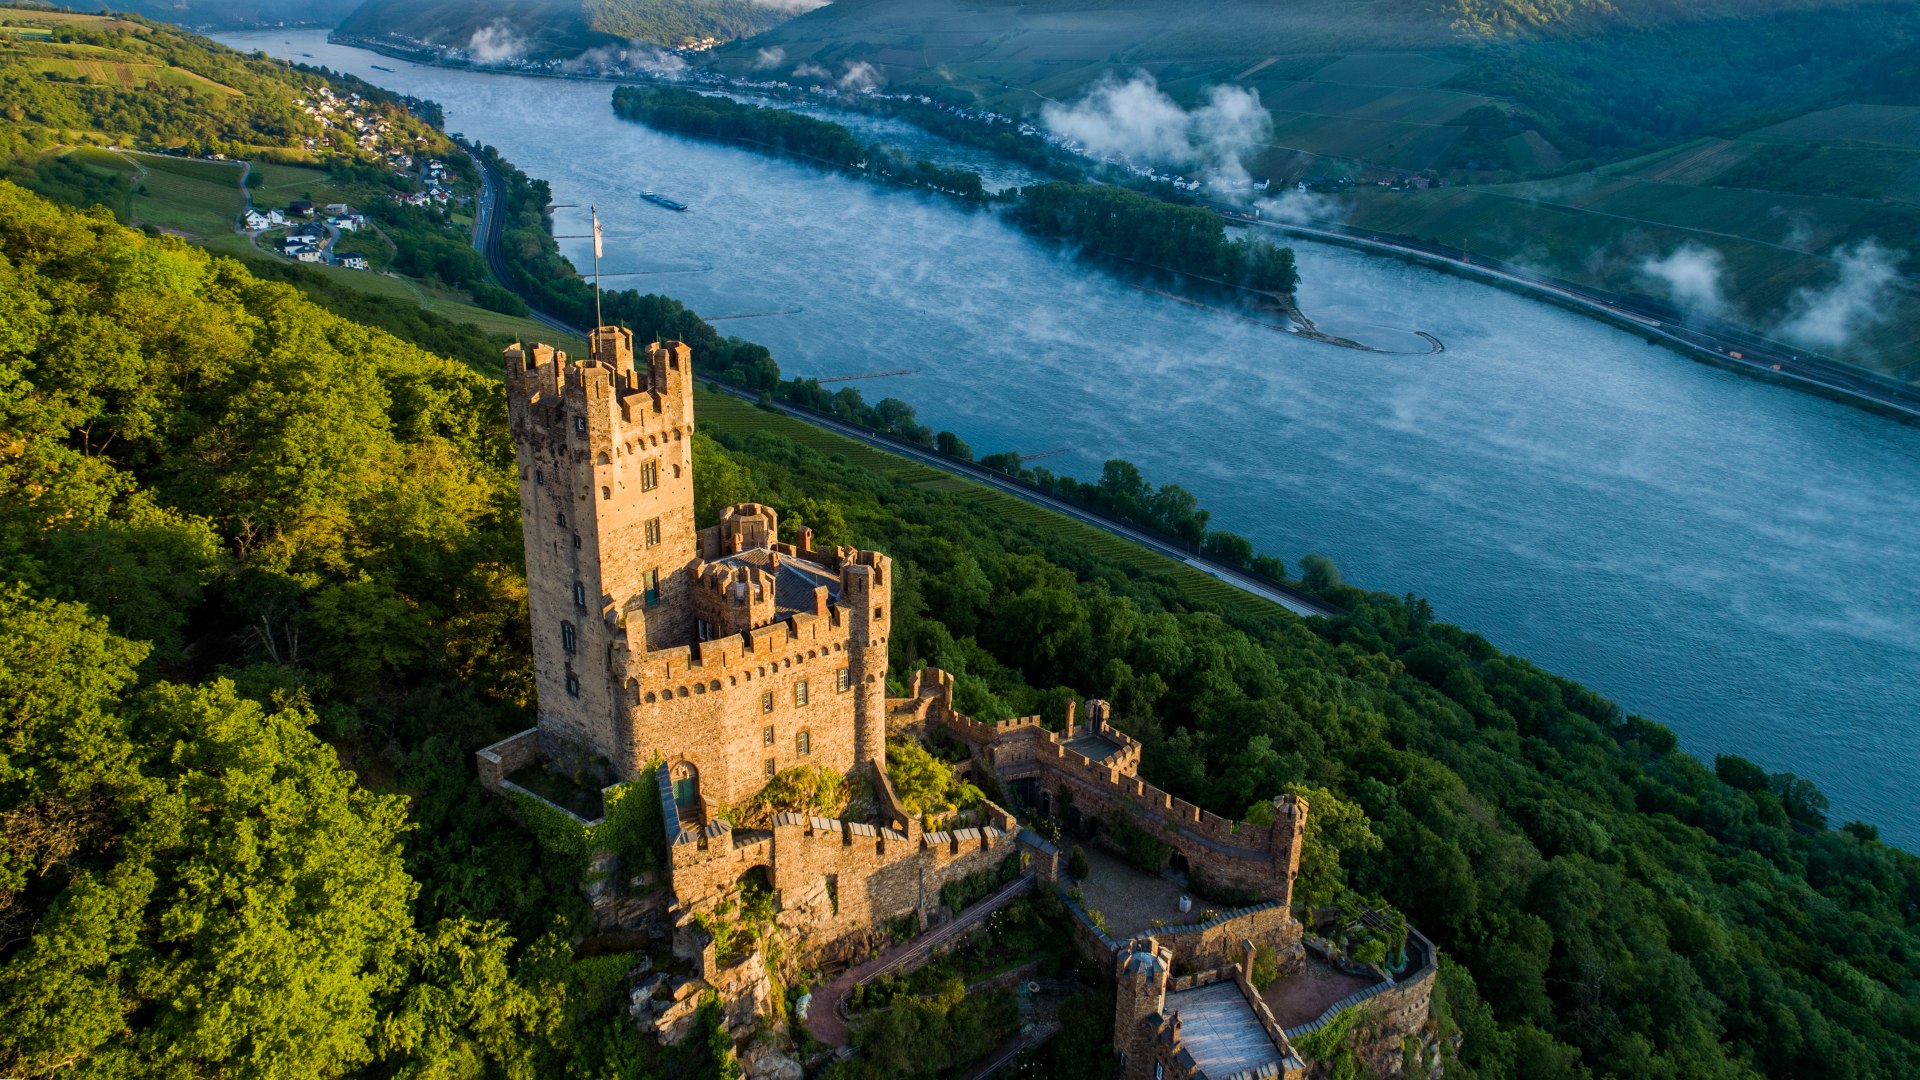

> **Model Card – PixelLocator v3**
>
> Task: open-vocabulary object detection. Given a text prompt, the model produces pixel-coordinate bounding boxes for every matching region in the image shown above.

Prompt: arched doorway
[670,761,699,806]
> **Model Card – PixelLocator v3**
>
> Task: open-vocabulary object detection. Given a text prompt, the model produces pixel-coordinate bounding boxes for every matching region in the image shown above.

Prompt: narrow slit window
[560,621,576,654]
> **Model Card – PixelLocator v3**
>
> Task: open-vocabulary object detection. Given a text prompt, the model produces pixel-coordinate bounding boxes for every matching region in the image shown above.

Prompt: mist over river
[226,32,1920,848]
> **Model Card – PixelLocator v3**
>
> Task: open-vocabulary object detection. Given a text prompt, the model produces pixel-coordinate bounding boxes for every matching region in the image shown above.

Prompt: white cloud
[837,60,881,90]
[1041,72,1271,187]
[467,20,528,64]
[1640,243,1728,318]
[1778,240,1903,350]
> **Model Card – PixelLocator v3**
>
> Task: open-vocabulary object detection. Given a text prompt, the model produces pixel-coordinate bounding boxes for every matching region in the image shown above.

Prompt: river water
[225,31,1920,848]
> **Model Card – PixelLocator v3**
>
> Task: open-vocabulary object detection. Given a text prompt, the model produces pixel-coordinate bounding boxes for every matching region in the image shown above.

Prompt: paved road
[465,144,579,338]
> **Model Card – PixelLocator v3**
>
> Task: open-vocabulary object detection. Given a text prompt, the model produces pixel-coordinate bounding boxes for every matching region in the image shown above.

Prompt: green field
[691,390,1267,613]
[124,153,247,238]
[23,55,239,94]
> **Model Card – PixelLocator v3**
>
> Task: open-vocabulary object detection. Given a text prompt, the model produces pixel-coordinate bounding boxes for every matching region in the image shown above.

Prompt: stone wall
[660,763,1023,954]
[1152,901,1303,974]
[909,670,1306,911]
[476,728,540,793]
[617,608,872,811]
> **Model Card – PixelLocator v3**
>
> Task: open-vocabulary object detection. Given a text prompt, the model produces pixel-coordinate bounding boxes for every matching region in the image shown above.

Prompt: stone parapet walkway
[805,874,1034,1048]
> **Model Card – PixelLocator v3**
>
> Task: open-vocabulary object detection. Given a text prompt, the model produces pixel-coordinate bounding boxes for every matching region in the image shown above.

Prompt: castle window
[560,621,576,654]
[572,533,582,550]
[697,618,715,642]
[875,607,884,620]
[644,569,659,606]
[573,581,587,609]
[641,461,659,491]
[601,486,611,500]
[564,668,580,697]
[837,667,851,693]
[796,729,811,755]
[673,464,682,478]
[761,691,774,713]
[794,681,810,707]
[766,758,777,777]
[763,725,774,746]
[645,518,661,546]
[555,511,566,528]
[574,415,587,434]
[534,469,544,486]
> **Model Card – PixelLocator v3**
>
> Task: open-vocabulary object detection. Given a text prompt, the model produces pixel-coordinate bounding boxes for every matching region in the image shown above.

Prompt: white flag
[592,209,603,259]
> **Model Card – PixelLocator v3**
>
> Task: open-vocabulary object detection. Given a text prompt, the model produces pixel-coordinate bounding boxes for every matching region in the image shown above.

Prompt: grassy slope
[0,10,564,353]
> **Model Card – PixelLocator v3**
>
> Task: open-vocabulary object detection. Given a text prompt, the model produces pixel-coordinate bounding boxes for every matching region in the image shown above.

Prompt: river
[224,31,1920,848]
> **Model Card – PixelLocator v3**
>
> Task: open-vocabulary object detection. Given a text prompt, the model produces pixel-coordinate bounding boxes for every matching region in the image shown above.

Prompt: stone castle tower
[504,328,891,812]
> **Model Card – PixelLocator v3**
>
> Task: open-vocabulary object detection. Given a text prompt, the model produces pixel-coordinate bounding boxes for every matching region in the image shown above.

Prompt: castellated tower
[504,329,892,812]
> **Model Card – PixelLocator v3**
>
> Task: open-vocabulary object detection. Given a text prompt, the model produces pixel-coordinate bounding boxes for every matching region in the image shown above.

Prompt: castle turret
[1114,938,1169,1075]
[506,330,698,775]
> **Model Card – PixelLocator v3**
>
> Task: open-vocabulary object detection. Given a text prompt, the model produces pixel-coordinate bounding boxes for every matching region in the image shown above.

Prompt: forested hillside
[2,180,1915,1078]
[70,0,362,29]
[334,0,803,58]
[0,6,449,203]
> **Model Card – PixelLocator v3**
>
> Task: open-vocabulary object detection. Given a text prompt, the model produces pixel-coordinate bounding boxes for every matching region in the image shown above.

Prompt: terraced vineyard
[692,389,1274,615]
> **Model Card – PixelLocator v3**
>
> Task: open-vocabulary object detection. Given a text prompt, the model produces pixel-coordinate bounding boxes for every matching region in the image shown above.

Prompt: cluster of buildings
[394,158,456,207]
[475,329,1440,1078]
[296,84,397,153]
[239,200,369,270]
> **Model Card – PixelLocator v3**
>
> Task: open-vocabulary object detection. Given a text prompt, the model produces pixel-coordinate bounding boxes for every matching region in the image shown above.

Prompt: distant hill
[334,0,809,59]
[72,0,362,28]
[718,0,1920,164]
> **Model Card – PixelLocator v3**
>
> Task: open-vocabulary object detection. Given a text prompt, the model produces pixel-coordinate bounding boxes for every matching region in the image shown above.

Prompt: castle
[478,330,1437,1078]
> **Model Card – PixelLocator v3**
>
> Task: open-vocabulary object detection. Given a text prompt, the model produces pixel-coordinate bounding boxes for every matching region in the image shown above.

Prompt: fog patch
[748,0,830,11]
[468,20,527,64]
[1640,243,1729,318]
[1778,240,1903,350]
[563,44,689,78]
[838,60,882,90]
[1256,188,1346,225]
[1041,72,1270,188]
[793,61,830,80]
[750,46,785,70]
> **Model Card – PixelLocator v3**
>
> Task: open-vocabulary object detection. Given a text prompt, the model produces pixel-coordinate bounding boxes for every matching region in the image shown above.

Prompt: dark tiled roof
[713,549,841,618]
[1065,730,1126,763]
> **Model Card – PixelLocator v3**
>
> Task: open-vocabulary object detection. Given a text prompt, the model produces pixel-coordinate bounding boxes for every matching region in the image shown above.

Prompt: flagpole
[591,204,603,335]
